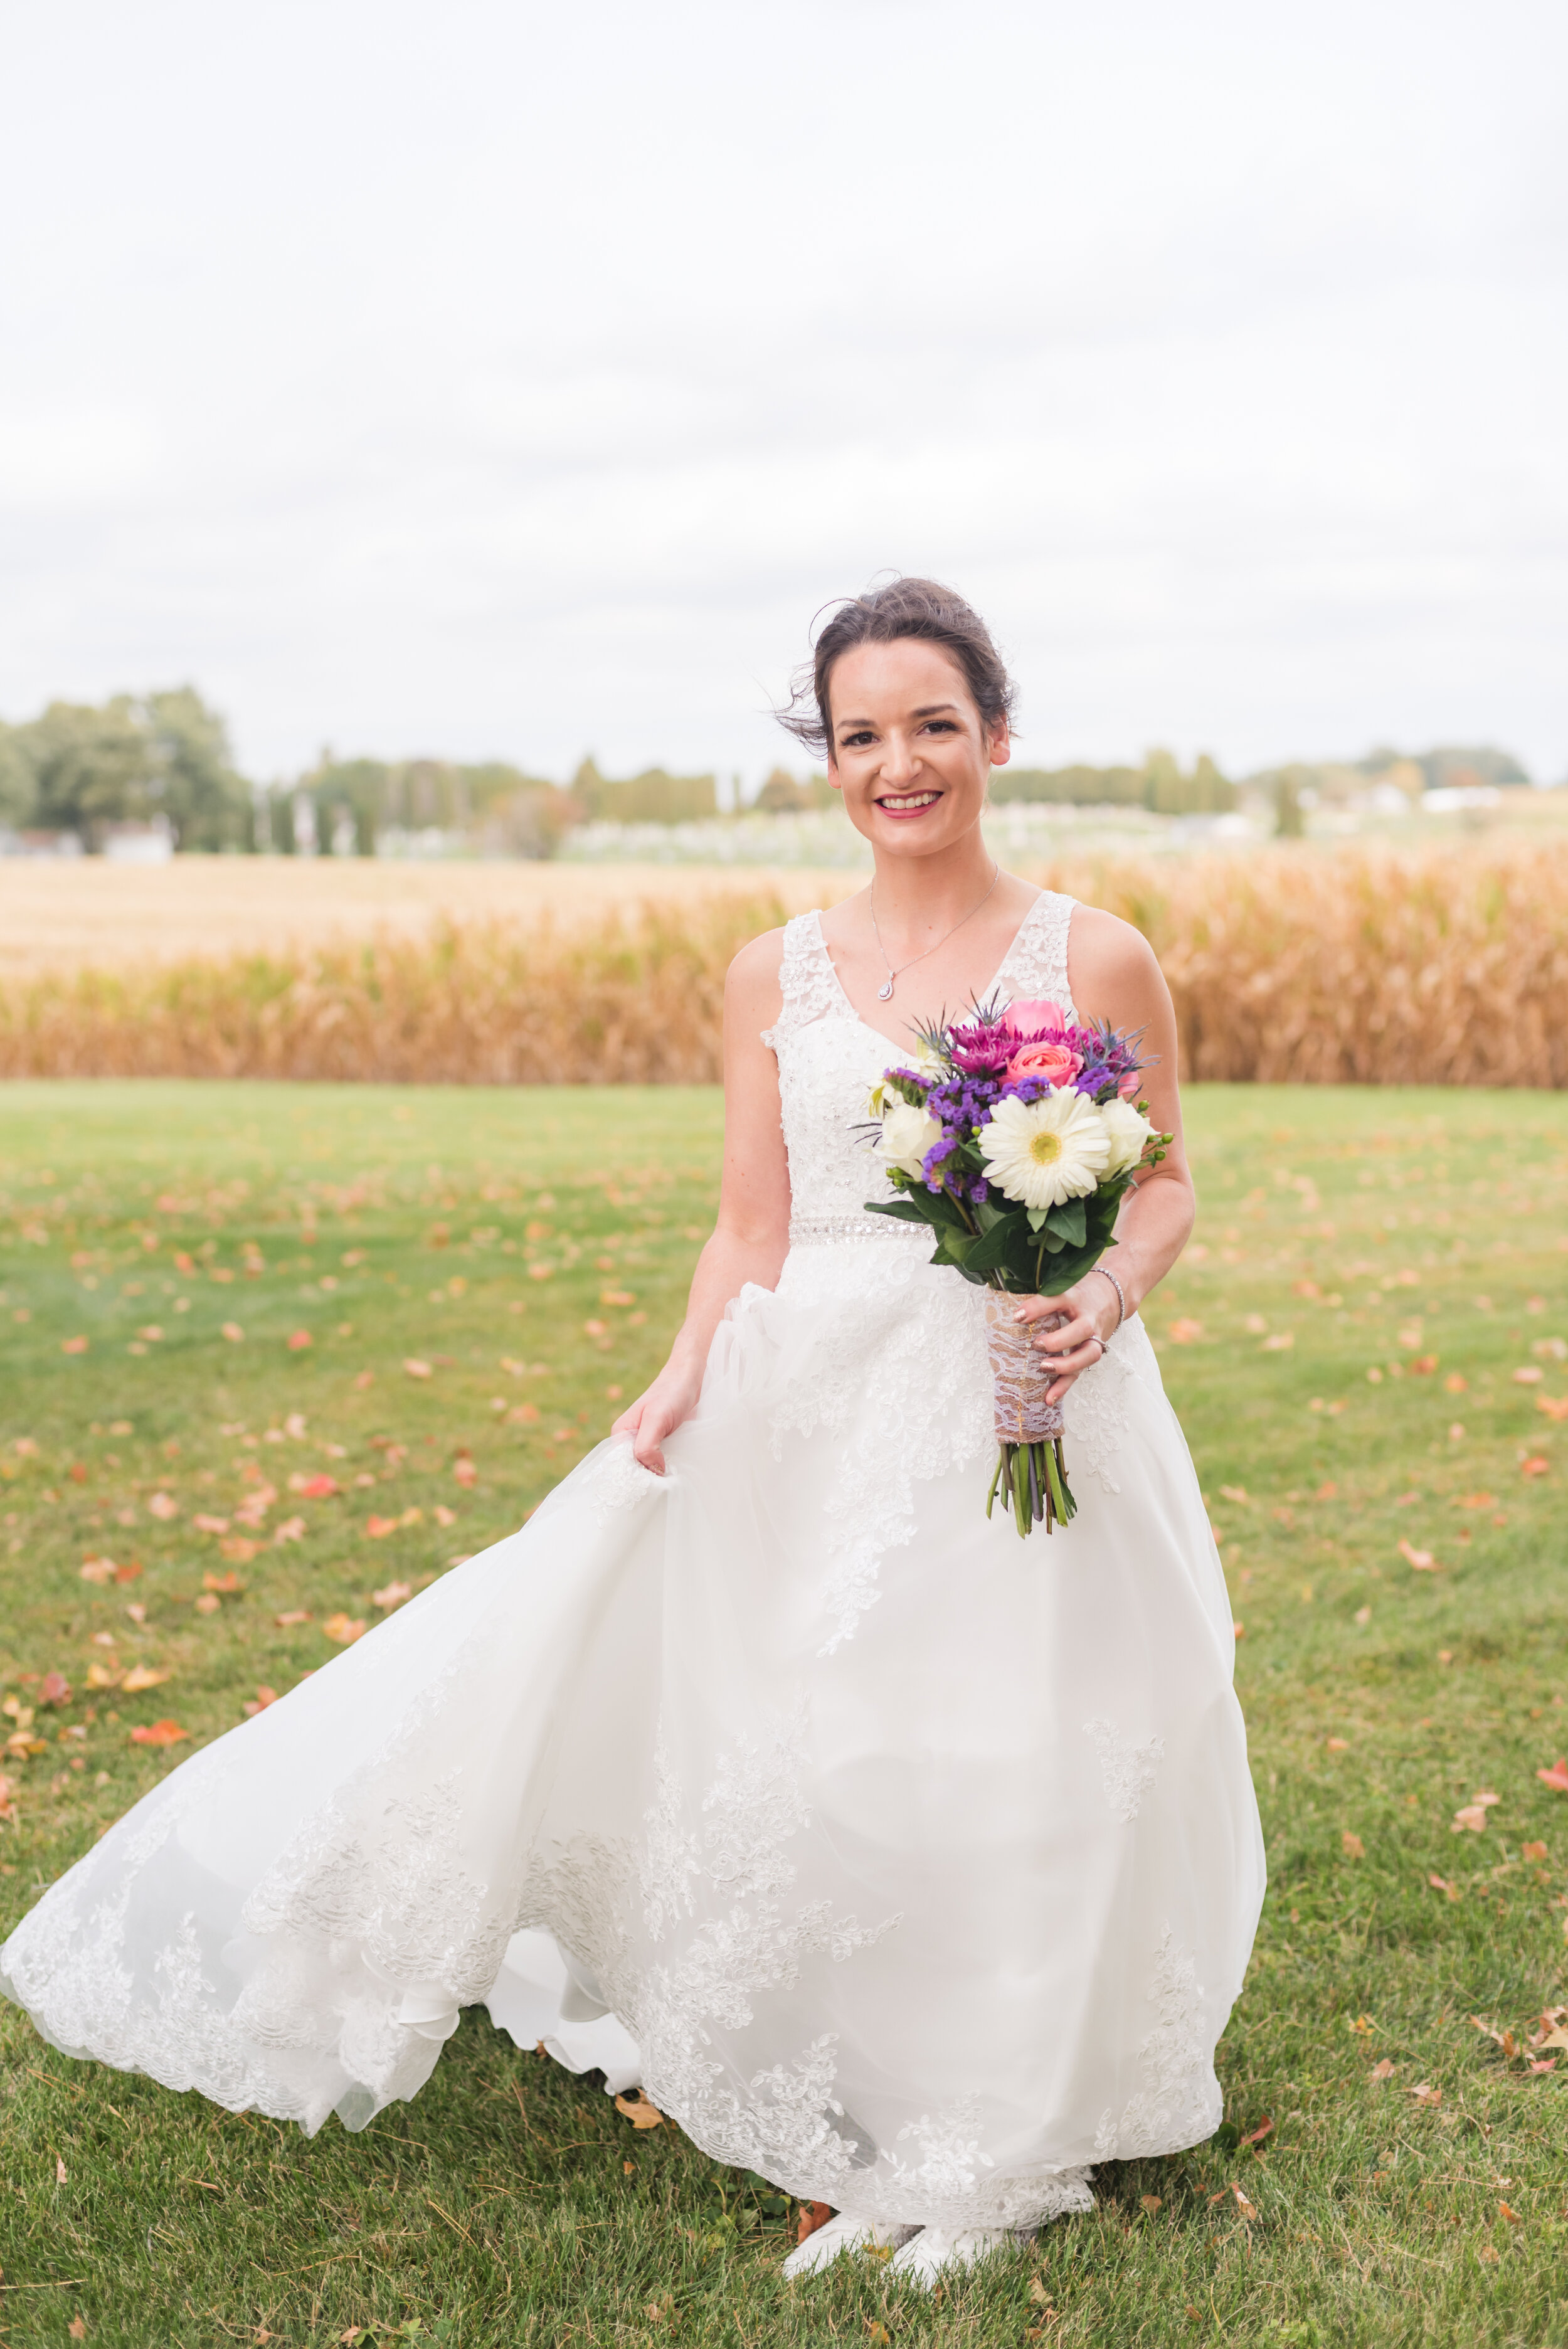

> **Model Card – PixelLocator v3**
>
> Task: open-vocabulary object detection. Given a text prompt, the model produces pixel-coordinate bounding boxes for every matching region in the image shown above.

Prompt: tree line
[0,686,1539,855]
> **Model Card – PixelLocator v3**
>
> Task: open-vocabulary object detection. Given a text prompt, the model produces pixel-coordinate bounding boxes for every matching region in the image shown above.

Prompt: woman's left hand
[1011,1276,1120,1406]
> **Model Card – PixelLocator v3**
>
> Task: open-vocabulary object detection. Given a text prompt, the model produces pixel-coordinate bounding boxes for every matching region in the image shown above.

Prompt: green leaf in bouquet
[963,1210,1030,1276]
[862,1196,932,1227]
[1044,1198,1087,1249]
[1029,1238,1111,1293]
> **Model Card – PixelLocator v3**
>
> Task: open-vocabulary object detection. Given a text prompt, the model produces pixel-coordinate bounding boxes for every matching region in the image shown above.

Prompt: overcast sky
[3,0,1564,788]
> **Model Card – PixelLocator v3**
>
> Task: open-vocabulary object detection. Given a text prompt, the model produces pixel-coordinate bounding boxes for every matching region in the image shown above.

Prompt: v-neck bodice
[762,889,1077,1239]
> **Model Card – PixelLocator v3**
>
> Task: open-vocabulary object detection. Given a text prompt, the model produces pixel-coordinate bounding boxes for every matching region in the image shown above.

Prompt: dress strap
[760,911,846,1050]
[995,889,1076,1021]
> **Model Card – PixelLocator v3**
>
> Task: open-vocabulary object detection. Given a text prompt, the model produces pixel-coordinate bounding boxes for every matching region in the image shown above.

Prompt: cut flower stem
[988,1434,1076,1537]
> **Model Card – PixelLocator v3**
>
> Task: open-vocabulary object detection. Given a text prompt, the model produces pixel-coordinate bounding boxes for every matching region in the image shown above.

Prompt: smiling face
[825,637,1010,860]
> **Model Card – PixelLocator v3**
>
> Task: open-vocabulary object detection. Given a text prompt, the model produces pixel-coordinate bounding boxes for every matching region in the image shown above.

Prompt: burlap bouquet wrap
[983,1291,1067,1445]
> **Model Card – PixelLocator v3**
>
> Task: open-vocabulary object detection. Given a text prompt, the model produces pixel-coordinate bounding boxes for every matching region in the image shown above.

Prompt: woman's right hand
[611,1357,705,1475]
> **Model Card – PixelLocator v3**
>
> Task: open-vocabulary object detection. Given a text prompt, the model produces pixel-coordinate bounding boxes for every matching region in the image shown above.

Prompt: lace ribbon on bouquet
[982,1292,1066,1445]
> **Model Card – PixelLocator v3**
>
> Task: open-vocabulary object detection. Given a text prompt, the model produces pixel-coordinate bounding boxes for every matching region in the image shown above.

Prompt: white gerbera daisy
[980,1090,1111,1209]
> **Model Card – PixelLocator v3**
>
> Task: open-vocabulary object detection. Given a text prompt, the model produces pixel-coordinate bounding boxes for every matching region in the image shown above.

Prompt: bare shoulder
[1067,903,1167,1021]
[726,923,788,1015]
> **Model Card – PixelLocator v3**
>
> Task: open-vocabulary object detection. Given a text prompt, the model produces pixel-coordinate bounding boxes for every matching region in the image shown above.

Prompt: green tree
[26,697,154,843]
[1272,768,1306,837]
[0,725,38,829]
[571,758,716,824]
[144,687,252,850]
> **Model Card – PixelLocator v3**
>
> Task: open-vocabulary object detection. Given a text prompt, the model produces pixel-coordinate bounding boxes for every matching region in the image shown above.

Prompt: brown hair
[776,576,1017,761]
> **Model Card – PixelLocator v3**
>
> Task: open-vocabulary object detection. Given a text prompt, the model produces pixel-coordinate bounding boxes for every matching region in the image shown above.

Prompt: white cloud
[1,0,1564,782]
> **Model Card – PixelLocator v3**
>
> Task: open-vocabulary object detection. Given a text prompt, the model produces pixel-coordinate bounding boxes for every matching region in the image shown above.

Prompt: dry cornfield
[1,842,1564,1087]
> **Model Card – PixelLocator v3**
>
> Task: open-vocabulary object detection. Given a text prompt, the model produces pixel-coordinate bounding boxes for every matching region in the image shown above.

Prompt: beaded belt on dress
[788,1212,931,1248]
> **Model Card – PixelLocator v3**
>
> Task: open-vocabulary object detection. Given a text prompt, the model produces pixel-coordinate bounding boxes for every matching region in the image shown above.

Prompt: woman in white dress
[1,579,1263,2286]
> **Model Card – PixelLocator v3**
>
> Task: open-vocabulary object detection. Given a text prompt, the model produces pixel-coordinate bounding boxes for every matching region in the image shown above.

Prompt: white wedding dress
[1,891,1264,2243]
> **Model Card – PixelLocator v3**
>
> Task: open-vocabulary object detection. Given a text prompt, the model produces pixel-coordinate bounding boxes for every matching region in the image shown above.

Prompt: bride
[1,578,1264,2286]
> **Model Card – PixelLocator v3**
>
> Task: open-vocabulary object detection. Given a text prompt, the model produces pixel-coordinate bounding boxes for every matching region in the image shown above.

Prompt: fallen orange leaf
[1370,2058,1395,2079]
[122,1665,172,1693]
[366,1514,400,1539]
[242,1687,278,1716]
[1342,1830,1366,1859]
[147,1492,179,1520]
[1522,1840,1549,1862]
[61,1336,89,1355]
[322,1613,365,1645]
[286,1330,313,1352]
[221,1321,245,1342]
[129,1719,188,1747]
[202,1571,243,1594]
[272,1516,307,1544]
[1522,1456,1550,1477]
[289,1471,340,1499]
[193,1513,230,1535]
[1398,1538,1442,1571]
[1536,1758,1568,1792]
[274,1609,311,1627]
[1409,2082,1442,2105]
[614,2090,665,2130]
[403,1358,433,1380]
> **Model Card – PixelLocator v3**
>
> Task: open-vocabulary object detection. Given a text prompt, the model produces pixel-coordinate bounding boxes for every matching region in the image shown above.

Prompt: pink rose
[1005,1039,1084,1088]
[1117,1070,1142,1099]
[1005,998,1068,1039]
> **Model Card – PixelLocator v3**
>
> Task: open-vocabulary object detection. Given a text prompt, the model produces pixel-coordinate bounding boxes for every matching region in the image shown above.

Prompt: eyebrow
[835,701,961,731]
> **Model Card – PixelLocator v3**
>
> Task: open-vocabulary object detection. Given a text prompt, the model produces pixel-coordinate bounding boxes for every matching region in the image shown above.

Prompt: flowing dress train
[1,889,1265,2234]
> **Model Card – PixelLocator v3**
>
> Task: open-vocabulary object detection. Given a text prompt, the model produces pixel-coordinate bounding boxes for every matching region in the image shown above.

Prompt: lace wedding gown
[1,891,1264,2237]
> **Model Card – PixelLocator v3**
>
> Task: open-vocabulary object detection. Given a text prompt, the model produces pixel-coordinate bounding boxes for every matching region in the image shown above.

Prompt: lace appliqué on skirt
[1094,1925,1221,2160]
[1083,1717,1165,1824]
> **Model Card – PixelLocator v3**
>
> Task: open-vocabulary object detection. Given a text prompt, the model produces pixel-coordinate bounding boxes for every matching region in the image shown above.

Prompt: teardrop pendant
[877,978,894,1000]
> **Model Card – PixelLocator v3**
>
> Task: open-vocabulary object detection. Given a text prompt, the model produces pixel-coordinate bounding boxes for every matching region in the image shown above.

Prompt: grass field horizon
[2,1078,1566,2346]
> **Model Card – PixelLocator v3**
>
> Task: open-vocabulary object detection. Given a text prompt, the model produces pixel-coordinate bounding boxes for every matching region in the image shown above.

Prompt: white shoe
[781,2212,914,2279]
[889,2225,1014,2287]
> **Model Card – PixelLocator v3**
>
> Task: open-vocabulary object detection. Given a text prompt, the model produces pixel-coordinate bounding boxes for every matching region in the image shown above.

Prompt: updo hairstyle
[776,576,1017,761]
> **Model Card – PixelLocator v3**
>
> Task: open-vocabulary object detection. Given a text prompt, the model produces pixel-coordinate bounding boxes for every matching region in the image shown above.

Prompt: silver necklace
[867,862,1001,1001]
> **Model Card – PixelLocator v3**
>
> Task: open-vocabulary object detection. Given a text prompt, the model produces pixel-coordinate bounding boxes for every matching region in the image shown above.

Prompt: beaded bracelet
[1089,1263,1127,1329]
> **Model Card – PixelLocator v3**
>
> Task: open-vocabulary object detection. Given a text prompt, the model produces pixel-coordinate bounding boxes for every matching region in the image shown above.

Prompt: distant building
[101,817,176,865]
[0,828,85,858]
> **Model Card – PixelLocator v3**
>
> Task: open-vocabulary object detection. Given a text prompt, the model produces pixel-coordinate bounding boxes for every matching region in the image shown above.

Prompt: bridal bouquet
[863,998,1169,1538]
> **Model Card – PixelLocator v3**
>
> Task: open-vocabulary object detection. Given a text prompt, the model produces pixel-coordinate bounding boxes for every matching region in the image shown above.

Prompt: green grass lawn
[1,1078,1565,2349]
